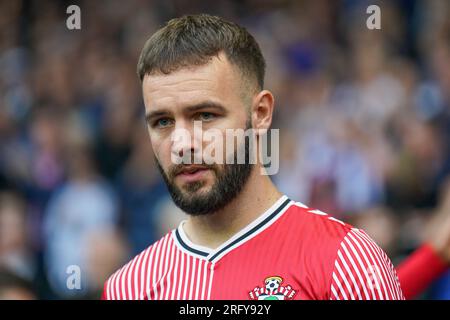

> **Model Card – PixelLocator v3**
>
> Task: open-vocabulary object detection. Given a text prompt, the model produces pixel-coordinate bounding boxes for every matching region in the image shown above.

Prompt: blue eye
[198,112,215,121]
[155,118,173,128]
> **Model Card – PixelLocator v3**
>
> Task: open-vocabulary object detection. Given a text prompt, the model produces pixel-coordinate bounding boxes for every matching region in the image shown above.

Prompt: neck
[182,165,282,249]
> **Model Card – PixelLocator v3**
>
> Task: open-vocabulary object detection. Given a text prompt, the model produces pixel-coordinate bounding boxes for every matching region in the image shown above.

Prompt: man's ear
[251,90,275,134]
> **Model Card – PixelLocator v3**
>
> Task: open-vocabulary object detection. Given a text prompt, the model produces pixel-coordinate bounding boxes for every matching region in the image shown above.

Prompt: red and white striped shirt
[102,195,404,300]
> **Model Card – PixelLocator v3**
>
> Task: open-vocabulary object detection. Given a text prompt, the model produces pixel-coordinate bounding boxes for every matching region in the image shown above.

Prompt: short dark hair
[137,14,266,90]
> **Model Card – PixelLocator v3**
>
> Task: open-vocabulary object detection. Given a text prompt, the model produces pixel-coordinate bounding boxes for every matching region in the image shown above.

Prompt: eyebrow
[145,101,228,123]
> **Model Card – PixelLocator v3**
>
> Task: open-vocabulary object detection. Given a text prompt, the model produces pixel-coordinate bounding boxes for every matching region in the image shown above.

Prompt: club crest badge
[248,276,297,300]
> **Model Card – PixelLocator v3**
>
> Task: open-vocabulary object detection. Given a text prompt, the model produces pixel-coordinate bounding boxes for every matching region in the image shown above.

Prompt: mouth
[175,165,211,183]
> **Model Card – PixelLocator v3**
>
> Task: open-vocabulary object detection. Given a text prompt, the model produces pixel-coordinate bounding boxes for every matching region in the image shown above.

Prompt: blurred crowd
[0,0,449,299]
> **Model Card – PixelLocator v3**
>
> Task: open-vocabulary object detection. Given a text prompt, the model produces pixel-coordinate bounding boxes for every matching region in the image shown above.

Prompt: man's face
[142,53,254,215]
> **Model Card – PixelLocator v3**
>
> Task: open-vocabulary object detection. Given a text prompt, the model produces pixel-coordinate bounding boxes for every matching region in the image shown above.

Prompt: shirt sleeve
[396,243,448,299]
[329,228,404,300]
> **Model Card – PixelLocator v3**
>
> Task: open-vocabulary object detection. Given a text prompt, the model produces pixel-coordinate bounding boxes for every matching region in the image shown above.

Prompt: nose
[170,122,202,164]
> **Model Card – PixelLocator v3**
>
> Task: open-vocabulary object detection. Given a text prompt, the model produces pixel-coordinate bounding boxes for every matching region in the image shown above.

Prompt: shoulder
[102,231,175,300]
[283,202,393,264]
[281,201,404,299]
[277,201,357,273]
[282,201,355,245]
[281,201,393,268]
[329,227,405,300]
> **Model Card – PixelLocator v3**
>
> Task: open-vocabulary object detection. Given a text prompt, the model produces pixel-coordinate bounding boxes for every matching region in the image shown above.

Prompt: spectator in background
[0,192,35,281]
[43,142,122,298]
[0,267,36,300]
[85,229,129,299]
[116,126,168,255]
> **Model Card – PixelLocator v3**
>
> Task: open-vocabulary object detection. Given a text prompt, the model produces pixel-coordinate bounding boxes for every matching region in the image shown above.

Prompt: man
[102,14,404,300]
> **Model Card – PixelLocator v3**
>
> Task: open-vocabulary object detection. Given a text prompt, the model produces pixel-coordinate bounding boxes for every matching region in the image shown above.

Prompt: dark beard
[155,122,254,216]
